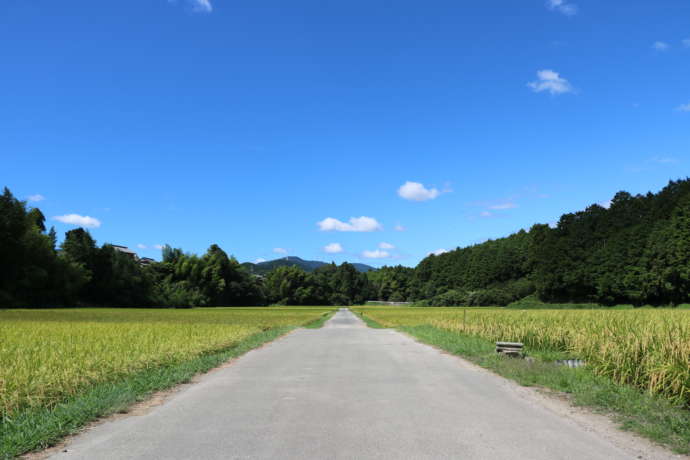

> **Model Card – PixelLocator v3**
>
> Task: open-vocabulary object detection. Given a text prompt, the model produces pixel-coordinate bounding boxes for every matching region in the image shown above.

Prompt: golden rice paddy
[355,307,690,406]
[0,307,333,417]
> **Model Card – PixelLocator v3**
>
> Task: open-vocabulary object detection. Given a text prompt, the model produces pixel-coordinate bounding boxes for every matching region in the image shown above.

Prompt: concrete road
[50,309,674,460]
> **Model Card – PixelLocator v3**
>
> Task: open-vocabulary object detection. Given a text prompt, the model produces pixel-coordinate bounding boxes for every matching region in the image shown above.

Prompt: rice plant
[355,307,690,406]
[0,307,333,417]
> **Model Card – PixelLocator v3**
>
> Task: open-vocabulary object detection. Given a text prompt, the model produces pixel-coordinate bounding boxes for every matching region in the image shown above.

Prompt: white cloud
[273,247,288,255]
[653,41,669,51]
[480,211,492,217]
[169,0,212,13]
[362,249,391,259]
[650,156,678,164]
[546,0,578,16]
[317,216,383,232]
[53,214,101,228]
[379,242,395,250]
[528,69,574,95]
[683,39,690,48]
[489,202,518,210]
[677,102,690,112]
[324,243,344,254]
[394,224,406,232]
[27,194,45,202]
[428,248,449,256]
[255,258,267,263]
[137,244,147,249]
[397,181,440,202]
[191,0,212,12]
[154,244,165,250]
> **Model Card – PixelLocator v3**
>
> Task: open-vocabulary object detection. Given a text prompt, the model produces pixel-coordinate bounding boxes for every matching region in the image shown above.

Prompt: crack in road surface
[48,309,680,460]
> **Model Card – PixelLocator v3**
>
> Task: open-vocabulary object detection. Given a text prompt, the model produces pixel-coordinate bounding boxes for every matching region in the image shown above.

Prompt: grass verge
[303,310,336,328]
[352,310,386,328]
[0,327,293,460]
[392,323,690,454]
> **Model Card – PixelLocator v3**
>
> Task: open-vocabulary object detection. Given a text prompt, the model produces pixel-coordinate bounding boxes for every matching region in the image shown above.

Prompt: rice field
[353,307,690,406]
[0,307,334,418]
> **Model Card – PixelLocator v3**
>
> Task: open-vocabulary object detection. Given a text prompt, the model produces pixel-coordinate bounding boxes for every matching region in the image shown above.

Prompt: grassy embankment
[0,307,336,459]
[353,306,690,454]
[504,295,690,310]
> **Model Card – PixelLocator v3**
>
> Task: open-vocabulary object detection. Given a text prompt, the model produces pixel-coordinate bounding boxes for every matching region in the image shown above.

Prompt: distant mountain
[350,263,378,273]
[241,256,376,275]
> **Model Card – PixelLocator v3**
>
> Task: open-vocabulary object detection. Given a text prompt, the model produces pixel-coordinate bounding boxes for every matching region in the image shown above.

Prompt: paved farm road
[51,309,674,460]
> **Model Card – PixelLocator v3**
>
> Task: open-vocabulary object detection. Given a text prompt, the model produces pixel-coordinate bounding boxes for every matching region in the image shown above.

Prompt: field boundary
[303,310,336,328]
[2,326,296,460]
[354,310,690,455]
[397,327,684,459]
[351,309,386,328]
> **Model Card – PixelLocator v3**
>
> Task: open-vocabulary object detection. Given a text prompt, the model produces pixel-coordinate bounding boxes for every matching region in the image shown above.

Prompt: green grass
[303,310,336,328]
[0,327,293,459]
[352,310,385,328]
[393,324,690,454]
[506,295,690,310]
[1,307,335,417]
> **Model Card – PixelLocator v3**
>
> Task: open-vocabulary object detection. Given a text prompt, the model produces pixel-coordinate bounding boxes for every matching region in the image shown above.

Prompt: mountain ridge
[241,256,376,275]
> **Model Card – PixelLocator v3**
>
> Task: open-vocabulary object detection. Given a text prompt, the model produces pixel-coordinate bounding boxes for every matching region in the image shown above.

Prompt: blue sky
[2,0,689,267]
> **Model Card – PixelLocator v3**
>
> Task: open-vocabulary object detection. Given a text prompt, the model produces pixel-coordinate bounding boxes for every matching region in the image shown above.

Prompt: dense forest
[0,187,371,307]
[2,179,689,307]
[403,178,690,306]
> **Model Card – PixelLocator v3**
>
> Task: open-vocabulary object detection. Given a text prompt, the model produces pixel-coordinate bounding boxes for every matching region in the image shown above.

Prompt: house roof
[111,245,138,256]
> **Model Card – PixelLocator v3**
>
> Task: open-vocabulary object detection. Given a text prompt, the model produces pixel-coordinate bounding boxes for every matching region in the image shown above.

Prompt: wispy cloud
[653,41,670,51]
[188,0,212,12]
[137,244,147,249]
[428,248,449,256]
[53,214,101,228]
[398,181,441,202]
[255,258,267,263]
[323,243,344,254]
[379,242,395,250]
[170,0,213,13]
[473,187,545,218]
[193,0,212,12]
[362,249,391,259]
[394,224,406,232]
[154,244,165,250]
[489,202,518,210]
[677,102,690,112]
[625,156,681,173]
[528,69,574,95]
[317,216,383,232]
[683,39,690,48]
[650,156,679,164]
[273,247,288,255]
[27,194,45,202]
[546,0,578,16]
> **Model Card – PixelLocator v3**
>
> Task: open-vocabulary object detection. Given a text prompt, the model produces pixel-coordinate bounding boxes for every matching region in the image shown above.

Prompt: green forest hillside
[2,179,689,307]
[242,256,374,275]
[405,178,690,306]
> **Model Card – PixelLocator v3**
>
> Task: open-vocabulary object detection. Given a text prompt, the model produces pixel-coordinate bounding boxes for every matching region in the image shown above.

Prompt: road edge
[7,327,297,460]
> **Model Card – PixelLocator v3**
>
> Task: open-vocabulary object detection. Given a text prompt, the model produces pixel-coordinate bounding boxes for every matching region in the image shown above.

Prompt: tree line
[2,179,690,307]
[372,178,690,306]
[0,187,371,307]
